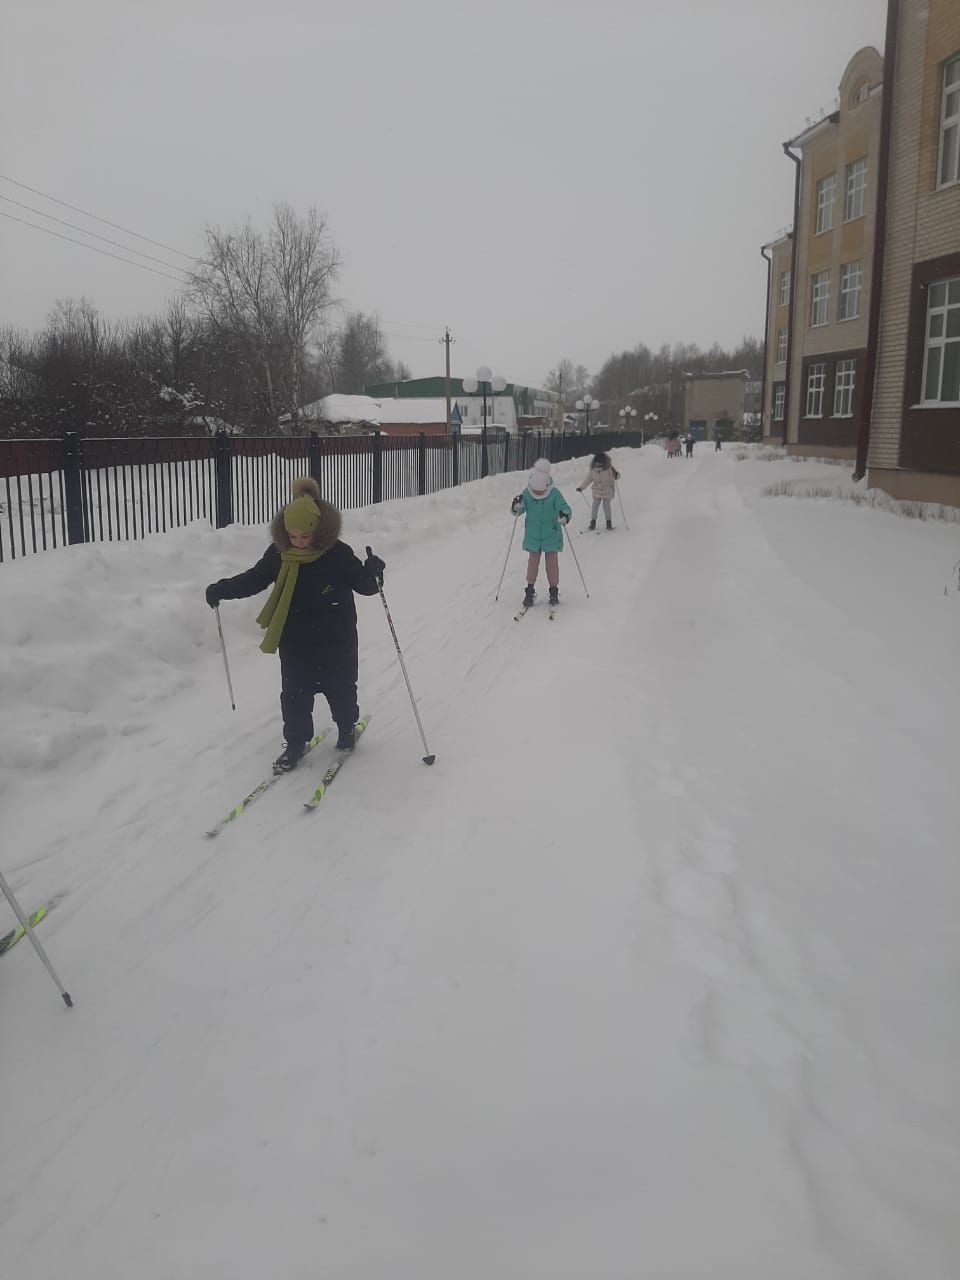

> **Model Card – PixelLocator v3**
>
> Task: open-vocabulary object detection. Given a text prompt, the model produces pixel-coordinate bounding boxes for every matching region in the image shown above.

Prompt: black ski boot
[588,520,596,530]
[548,586,559,607]
[523,584,536,607]
[273,742,306,774]
[335,723,356,751]
[606,520,614,530]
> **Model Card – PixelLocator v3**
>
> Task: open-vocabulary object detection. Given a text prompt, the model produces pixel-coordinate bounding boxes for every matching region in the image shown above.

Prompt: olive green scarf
[257,548,323,653]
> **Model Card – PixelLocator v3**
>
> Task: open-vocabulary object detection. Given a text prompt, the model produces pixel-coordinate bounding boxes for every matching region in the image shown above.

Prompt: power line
[0,210,189,284]
[0,194,192,275]
[0,172,196,261]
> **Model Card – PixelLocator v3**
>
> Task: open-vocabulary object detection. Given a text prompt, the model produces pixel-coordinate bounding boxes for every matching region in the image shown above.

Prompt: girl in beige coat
[576,452,621,530]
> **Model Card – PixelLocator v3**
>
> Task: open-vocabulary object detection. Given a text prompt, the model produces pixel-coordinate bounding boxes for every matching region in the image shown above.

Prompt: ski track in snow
[1,449,959,1279]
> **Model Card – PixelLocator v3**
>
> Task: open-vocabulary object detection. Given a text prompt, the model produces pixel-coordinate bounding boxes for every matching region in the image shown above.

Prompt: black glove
[364,547,386,581]
[205,583,222,609]
[559,513,570,526]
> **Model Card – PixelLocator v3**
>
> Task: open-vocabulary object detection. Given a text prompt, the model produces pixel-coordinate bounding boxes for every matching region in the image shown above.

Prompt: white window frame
[833,360,856,417]
[805,363,826,417]
[938,55,960,189]
[773,384,785,421]
[776,329,788,364]
[779,271,791,307]
[815,174,836,234]
[810,270,830,328]
[838,261,862,321]
[844,158,867,221]
[921,276,960,405]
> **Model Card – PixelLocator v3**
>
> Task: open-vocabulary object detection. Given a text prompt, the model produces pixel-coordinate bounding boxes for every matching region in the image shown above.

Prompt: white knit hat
[527,457,553,494]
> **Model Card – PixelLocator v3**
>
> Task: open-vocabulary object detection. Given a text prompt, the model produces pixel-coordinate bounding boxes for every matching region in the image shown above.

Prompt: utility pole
[440,327,454,434]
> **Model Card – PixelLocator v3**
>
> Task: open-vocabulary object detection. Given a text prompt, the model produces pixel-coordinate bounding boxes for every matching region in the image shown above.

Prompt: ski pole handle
[365,545,385,588]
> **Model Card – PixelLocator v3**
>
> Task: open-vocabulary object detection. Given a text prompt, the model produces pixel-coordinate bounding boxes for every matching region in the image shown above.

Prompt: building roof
[300,394,448,425]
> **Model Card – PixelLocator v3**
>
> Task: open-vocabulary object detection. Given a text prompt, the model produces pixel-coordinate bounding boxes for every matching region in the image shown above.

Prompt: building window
[776,329,788,364]
[805,363,826,417]
[838,261,862,321]
[815,175,836,234]
[773,384,785,420]
[854,82,870,105]
[779,271,791,306]
[922,277,960,404]
[833,360,856,417]
[844,157,867,221]
[938,56,960,188]
[810,270,830,327]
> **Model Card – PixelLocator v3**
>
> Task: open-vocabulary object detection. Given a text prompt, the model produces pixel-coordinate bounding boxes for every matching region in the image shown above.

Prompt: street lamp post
[643,411,658,447]
[575,394,598,434]
[618,405,638,433]
[462,366,507,477]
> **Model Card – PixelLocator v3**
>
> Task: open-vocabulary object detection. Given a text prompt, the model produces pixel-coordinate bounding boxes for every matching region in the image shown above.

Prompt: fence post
[504,434,511,475]
[308,430,322,486]
[417,432,426,496]
[481,424,489,479]
[214,430,233,528]
[372,431,383,503]
[452,430,460,487]
[61,432,86,545]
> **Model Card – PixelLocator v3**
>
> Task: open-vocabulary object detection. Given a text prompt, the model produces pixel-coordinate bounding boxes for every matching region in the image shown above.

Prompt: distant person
[715,434,722,452]
[685,434,695,458]
[510,458,572,609]
[576,451,620,530]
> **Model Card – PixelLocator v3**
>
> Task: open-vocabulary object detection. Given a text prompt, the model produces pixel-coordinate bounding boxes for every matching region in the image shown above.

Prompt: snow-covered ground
[1,447,958,1280]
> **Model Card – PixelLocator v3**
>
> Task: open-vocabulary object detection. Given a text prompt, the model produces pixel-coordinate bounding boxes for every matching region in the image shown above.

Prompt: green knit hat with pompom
[282,477,322,533]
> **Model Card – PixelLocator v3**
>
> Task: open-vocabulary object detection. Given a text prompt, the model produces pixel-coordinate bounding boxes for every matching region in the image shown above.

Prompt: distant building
[681,371,749,440]
[296,394,448,435]
[364,376,557,434]
[760,232,794,444]
[762,0,960,504]
[860,0,960,505]
[776,47,885,459]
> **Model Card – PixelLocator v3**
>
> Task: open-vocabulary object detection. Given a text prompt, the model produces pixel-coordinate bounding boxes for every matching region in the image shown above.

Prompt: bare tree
[335,312,395,394]
[270,202,341,419]
[189,205,340,424]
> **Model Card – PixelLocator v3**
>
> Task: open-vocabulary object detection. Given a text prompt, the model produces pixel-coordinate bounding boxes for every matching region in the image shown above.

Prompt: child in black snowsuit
[204,477,384,772]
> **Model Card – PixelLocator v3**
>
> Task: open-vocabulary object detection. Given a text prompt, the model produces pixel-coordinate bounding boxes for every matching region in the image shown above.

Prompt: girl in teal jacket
[510,458,572,608]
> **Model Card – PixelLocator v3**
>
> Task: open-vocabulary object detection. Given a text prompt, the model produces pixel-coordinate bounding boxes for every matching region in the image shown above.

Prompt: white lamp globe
[462,376,479,394]
[491,374,507,392]
[476,365,492,382]
[575,399,585,411]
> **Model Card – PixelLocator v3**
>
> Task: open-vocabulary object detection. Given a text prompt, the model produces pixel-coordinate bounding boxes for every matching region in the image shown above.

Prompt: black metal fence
[0,429,644,562]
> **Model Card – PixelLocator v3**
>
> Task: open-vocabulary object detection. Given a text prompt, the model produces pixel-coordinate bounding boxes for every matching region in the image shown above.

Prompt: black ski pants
[279,645,359,747]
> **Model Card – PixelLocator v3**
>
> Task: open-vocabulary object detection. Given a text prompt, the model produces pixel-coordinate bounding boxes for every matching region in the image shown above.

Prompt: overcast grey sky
[1,0,887,390]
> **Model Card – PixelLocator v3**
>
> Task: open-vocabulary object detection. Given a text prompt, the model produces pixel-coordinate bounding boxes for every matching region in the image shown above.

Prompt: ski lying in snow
[206,729,331,837]
[303,717,369,811]
[0,901,56,957]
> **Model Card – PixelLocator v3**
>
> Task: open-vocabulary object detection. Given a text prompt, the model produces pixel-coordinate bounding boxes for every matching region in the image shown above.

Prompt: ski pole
[563,525,590,598]
[0,869,73,1008]
[366,547,436,765]
[494,513,519,601]
[578,489,596,534]
[617,485,630,532]
[214,605,236,710]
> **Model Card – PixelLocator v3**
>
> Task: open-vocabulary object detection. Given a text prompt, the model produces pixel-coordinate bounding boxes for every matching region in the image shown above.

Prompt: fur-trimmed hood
[269,476,341,554]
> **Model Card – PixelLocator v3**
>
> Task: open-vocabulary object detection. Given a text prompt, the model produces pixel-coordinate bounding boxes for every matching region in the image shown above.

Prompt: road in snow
[1,447,958,1279]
